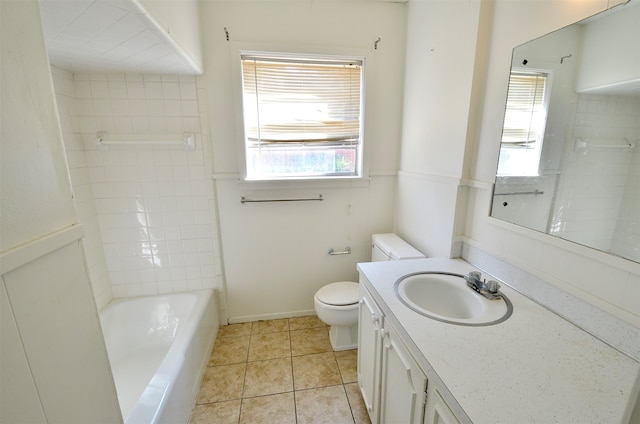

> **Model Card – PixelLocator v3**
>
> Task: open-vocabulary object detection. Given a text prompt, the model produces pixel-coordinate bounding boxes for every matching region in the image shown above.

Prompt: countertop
[357,257,640,424]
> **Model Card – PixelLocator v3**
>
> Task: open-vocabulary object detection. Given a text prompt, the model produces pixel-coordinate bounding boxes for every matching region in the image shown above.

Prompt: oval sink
[394,272,512,326]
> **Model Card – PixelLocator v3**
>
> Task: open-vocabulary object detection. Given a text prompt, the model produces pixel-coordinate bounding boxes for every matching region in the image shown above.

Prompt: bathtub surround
[51,67,113,309]
[50,68,224,314]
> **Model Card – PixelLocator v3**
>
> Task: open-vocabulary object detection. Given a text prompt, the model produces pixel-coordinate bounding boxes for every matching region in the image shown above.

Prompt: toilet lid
[316,282,359,306]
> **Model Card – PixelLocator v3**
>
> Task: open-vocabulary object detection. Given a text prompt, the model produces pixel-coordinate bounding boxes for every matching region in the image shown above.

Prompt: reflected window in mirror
[498,71,551,176]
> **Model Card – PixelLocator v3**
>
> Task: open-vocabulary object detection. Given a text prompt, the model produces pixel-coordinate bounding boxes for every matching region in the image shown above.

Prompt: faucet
[464,271,502,300]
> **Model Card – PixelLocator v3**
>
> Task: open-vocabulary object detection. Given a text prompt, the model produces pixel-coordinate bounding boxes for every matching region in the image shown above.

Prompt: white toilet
[314,233,425,351]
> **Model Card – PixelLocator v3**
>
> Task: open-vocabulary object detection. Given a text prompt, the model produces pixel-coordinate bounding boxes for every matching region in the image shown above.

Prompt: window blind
[501,72,547,145]
[241,54,363,146]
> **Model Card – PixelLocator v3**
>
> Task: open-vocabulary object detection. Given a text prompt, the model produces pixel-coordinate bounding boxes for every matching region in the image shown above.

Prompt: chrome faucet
[464,271,502,300]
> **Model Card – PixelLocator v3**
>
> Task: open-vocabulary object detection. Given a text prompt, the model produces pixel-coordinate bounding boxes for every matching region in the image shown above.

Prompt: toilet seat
[315,281,359,306]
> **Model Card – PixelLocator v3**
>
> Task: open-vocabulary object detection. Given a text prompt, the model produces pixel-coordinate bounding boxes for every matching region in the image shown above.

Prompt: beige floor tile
[192,322,367,423]
[243,357,293,398]
[208,335,250,366]
[291,327,332,356]
[197,363,246,404]
[189,400,241,424]
[251,318,289,334]
[218,322,252,338]
[289,315,326,331]
[295,385,354,424]
[292,352,342,390]
[344,383,371,424]
[248,331,291,361]
[336,349,358,384]
[239,392,296,424]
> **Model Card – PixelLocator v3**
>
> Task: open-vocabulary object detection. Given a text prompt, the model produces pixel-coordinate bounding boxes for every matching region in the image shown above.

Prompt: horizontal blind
[241,55,362,145]
[501,72,546,145]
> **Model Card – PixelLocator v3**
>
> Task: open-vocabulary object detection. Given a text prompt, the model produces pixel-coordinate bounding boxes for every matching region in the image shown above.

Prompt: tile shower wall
[611,145,640,261]
[550,93,640,260]
[52,67,113,310]
[53,69,223,306]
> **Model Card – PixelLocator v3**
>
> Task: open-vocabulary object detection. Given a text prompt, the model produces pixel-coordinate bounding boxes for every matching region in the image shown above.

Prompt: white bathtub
[100,290,218,424]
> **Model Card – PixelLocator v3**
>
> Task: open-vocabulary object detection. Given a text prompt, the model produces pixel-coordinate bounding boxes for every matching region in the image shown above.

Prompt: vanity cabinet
[359,282,456,424]
[378,320,427,424]
[357,285,384,422]
[424,384,460,424]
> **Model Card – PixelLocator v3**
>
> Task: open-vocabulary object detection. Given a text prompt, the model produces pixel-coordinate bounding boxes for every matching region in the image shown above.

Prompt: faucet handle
[486,280,500,293]
[468,271,481,281]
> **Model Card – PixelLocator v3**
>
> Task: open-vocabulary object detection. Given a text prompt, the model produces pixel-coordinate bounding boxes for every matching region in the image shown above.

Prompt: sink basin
[394,272,512,326]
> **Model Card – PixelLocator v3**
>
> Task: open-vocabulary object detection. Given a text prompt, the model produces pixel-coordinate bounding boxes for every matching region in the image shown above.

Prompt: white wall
[200,0,407,322]
[1,3,77,251]
[396,0,484,258]
[462,0,640,327]
[0,1,121,422]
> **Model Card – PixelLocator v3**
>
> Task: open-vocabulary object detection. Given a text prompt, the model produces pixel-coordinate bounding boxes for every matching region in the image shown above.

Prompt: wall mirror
[491,0,640,263]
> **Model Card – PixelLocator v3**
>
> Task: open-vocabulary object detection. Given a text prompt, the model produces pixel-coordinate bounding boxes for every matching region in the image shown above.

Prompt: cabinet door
[358,285,383,423]
[424,384,460,424]
[379,323,427,424]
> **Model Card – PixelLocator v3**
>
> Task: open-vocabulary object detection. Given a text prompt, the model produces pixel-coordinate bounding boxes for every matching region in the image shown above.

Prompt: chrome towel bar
[494,189,544,196]
[241,194,323,204]
[96,132,195,151]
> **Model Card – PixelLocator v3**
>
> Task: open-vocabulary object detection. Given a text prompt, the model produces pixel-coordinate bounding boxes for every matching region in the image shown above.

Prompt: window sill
[212,172,379,190]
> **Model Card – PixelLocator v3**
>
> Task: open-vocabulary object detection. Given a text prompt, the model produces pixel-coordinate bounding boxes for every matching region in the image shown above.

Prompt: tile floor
[189,316,371,424]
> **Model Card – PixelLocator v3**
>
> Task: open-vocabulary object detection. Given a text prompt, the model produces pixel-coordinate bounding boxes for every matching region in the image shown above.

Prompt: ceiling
[39,0,200,75]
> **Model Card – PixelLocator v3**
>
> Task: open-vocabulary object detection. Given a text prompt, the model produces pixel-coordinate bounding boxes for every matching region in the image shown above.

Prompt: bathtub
[100,290,218,424]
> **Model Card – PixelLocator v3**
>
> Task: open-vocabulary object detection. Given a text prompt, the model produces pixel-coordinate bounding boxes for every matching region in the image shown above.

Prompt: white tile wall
[51,67,113,310]
[611,145,640,261]
[551,93,640,261]
[53,68,223,305]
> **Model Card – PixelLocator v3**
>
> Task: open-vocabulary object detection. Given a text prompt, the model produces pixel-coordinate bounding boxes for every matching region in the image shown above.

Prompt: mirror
[491,0,640,263]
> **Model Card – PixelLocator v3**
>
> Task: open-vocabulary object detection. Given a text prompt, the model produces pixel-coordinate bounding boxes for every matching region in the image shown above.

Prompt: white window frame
[232,46,368,182]
[498,68,553,177]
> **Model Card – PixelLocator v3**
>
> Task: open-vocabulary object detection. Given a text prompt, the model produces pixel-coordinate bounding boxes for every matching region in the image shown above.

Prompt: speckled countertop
[357,258,640,424]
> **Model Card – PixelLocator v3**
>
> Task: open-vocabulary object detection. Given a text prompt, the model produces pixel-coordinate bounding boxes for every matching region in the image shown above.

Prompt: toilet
[314,233,425,351]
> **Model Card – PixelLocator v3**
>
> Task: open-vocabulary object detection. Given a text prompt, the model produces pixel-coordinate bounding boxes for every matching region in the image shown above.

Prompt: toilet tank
[371,233,425,262]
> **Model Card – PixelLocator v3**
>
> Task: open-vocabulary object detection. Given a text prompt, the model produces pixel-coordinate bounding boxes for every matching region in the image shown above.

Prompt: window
[240,53,364,180]
[498,71,550,176]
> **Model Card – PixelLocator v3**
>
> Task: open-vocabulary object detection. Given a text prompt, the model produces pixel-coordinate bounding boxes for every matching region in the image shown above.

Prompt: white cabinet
[424,384,460,424]
[358,282,427,424]
[358,281,460,424]
[357,284,384,423]
[379,322,427,424]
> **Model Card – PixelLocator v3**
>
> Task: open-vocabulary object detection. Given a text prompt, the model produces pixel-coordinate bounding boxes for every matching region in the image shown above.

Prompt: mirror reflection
[492,0,640,263]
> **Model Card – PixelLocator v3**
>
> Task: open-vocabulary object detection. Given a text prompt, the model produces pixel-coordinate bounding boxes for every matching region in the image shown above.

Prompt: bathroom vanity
[357,258,640,424]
